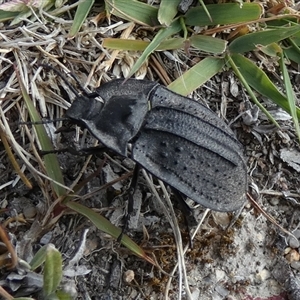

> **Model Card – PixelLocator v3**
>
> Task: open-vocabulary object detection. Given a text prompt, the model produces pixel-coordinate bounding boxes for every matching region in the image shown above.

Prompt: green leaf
[279,53,300,142]
[56,290,73,300]
[66,201,156,265]
[190,35,227,54]
[227,54,279,127]
[197,0,212,22]
[105,0,159,26]
[30,244,49,270]
[158,0,181,26]
[230,53,300,119]
[257,42,282,57]
[16,68,66,197]
[127,18,182,78]
[43,245,62,296]
[103,37,185,51]
[69,0,94,38]
[185,3,262,26]
[229,24,300,53]
[0,9,19,22]
[284,37,300,64]
[168,57,224,96]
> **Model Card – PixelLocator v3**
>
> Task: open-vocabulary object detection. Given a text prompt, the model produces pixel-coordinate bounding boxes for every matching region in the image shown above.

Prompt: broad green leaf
[10,9,32,25]
[284,46,300,64]
[257,42,282,57]
[156,37,185,50]
[127,18,182,78]
[0,9,19,22]
[103,37,185,51]
[56,290,73,300]
[105,0,159,26]
[229,24,300,53]
[16,68,66,197]
[168,57,224,96]
[158,0,181,26]
[230,53,300,119]
[103,38,149,51]
[197,0,212,22]
[43,245,62,296]
[185,3,262,26]
[30,244,49,270]
[69,0,94,38]
[66,201,156,266]
[279,53,300,142]
[190,35,227,54]
[284,37,300,64]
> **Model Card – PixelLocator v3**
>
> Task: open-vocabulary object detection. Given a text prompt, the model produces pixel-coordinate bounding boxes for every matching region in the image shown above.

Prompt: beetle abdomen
[132,100,247,211]
[132,129,246,211]
[144,107,242,166]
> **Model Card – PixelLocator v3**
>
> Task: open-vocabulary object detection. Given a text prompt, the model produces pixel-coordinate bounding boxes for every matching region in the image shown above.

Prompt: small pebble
[215,284,229,297]
[215,269,226,281]
[287,235,300,248]
[285,247,292,255]
[293,229,300,239]
[269,198,280,206]
[212,212,230,228]
[123,270,135,283]
[286,249,300,262]
[122,158,135,169]
[256,269,270,282]
[40,232,52,245]
[291,261,300,270]
[23,206,37,219]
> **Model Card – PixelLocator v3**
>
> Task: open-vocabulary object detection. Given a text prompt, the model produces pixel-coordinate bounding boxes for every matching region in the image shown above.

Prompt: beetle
[50,72,247,213]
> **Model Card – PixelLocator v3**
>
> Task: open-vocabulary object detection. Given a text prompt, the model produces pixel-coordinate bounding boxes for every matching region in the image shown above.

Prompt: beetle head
[65,95,104,127]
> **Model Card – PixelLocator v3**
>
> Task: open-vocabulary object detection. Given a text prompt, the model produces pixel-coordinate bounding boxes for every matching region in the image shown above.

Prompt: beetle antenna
[19,117,68,126]
[39,64,91,98]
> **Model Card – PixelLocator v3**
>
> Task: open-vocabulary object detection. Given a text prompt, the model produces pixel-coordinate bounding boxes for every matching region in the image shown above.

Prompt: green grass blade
[229,24,300,53]
[103,37,185,51]
[185,3,262,26]
[16,69,66,197]
[279,52,300,142]
[158,0,181,26]
[168,57,224,96]
[103,38,150,51]
[127,18,182,78]
[197,0,212,22]
[190,35,227,54]
[227,54,279,127]
[69,0,94,38]
[230,53,300,119]
[66,201,156,266]
[105,0,159,26]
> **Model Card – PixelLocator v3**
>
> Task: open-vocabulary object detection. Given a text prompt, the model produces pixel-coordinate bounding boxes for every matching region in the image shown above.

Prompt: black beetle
[57,75,247,212]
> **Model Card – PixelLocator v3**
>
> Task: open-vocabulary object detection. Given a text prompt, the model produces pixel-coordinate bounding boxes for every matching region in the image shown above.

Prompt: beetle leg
[172,188,197,248]
[117,164,140,242]
[39,145,106,156]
